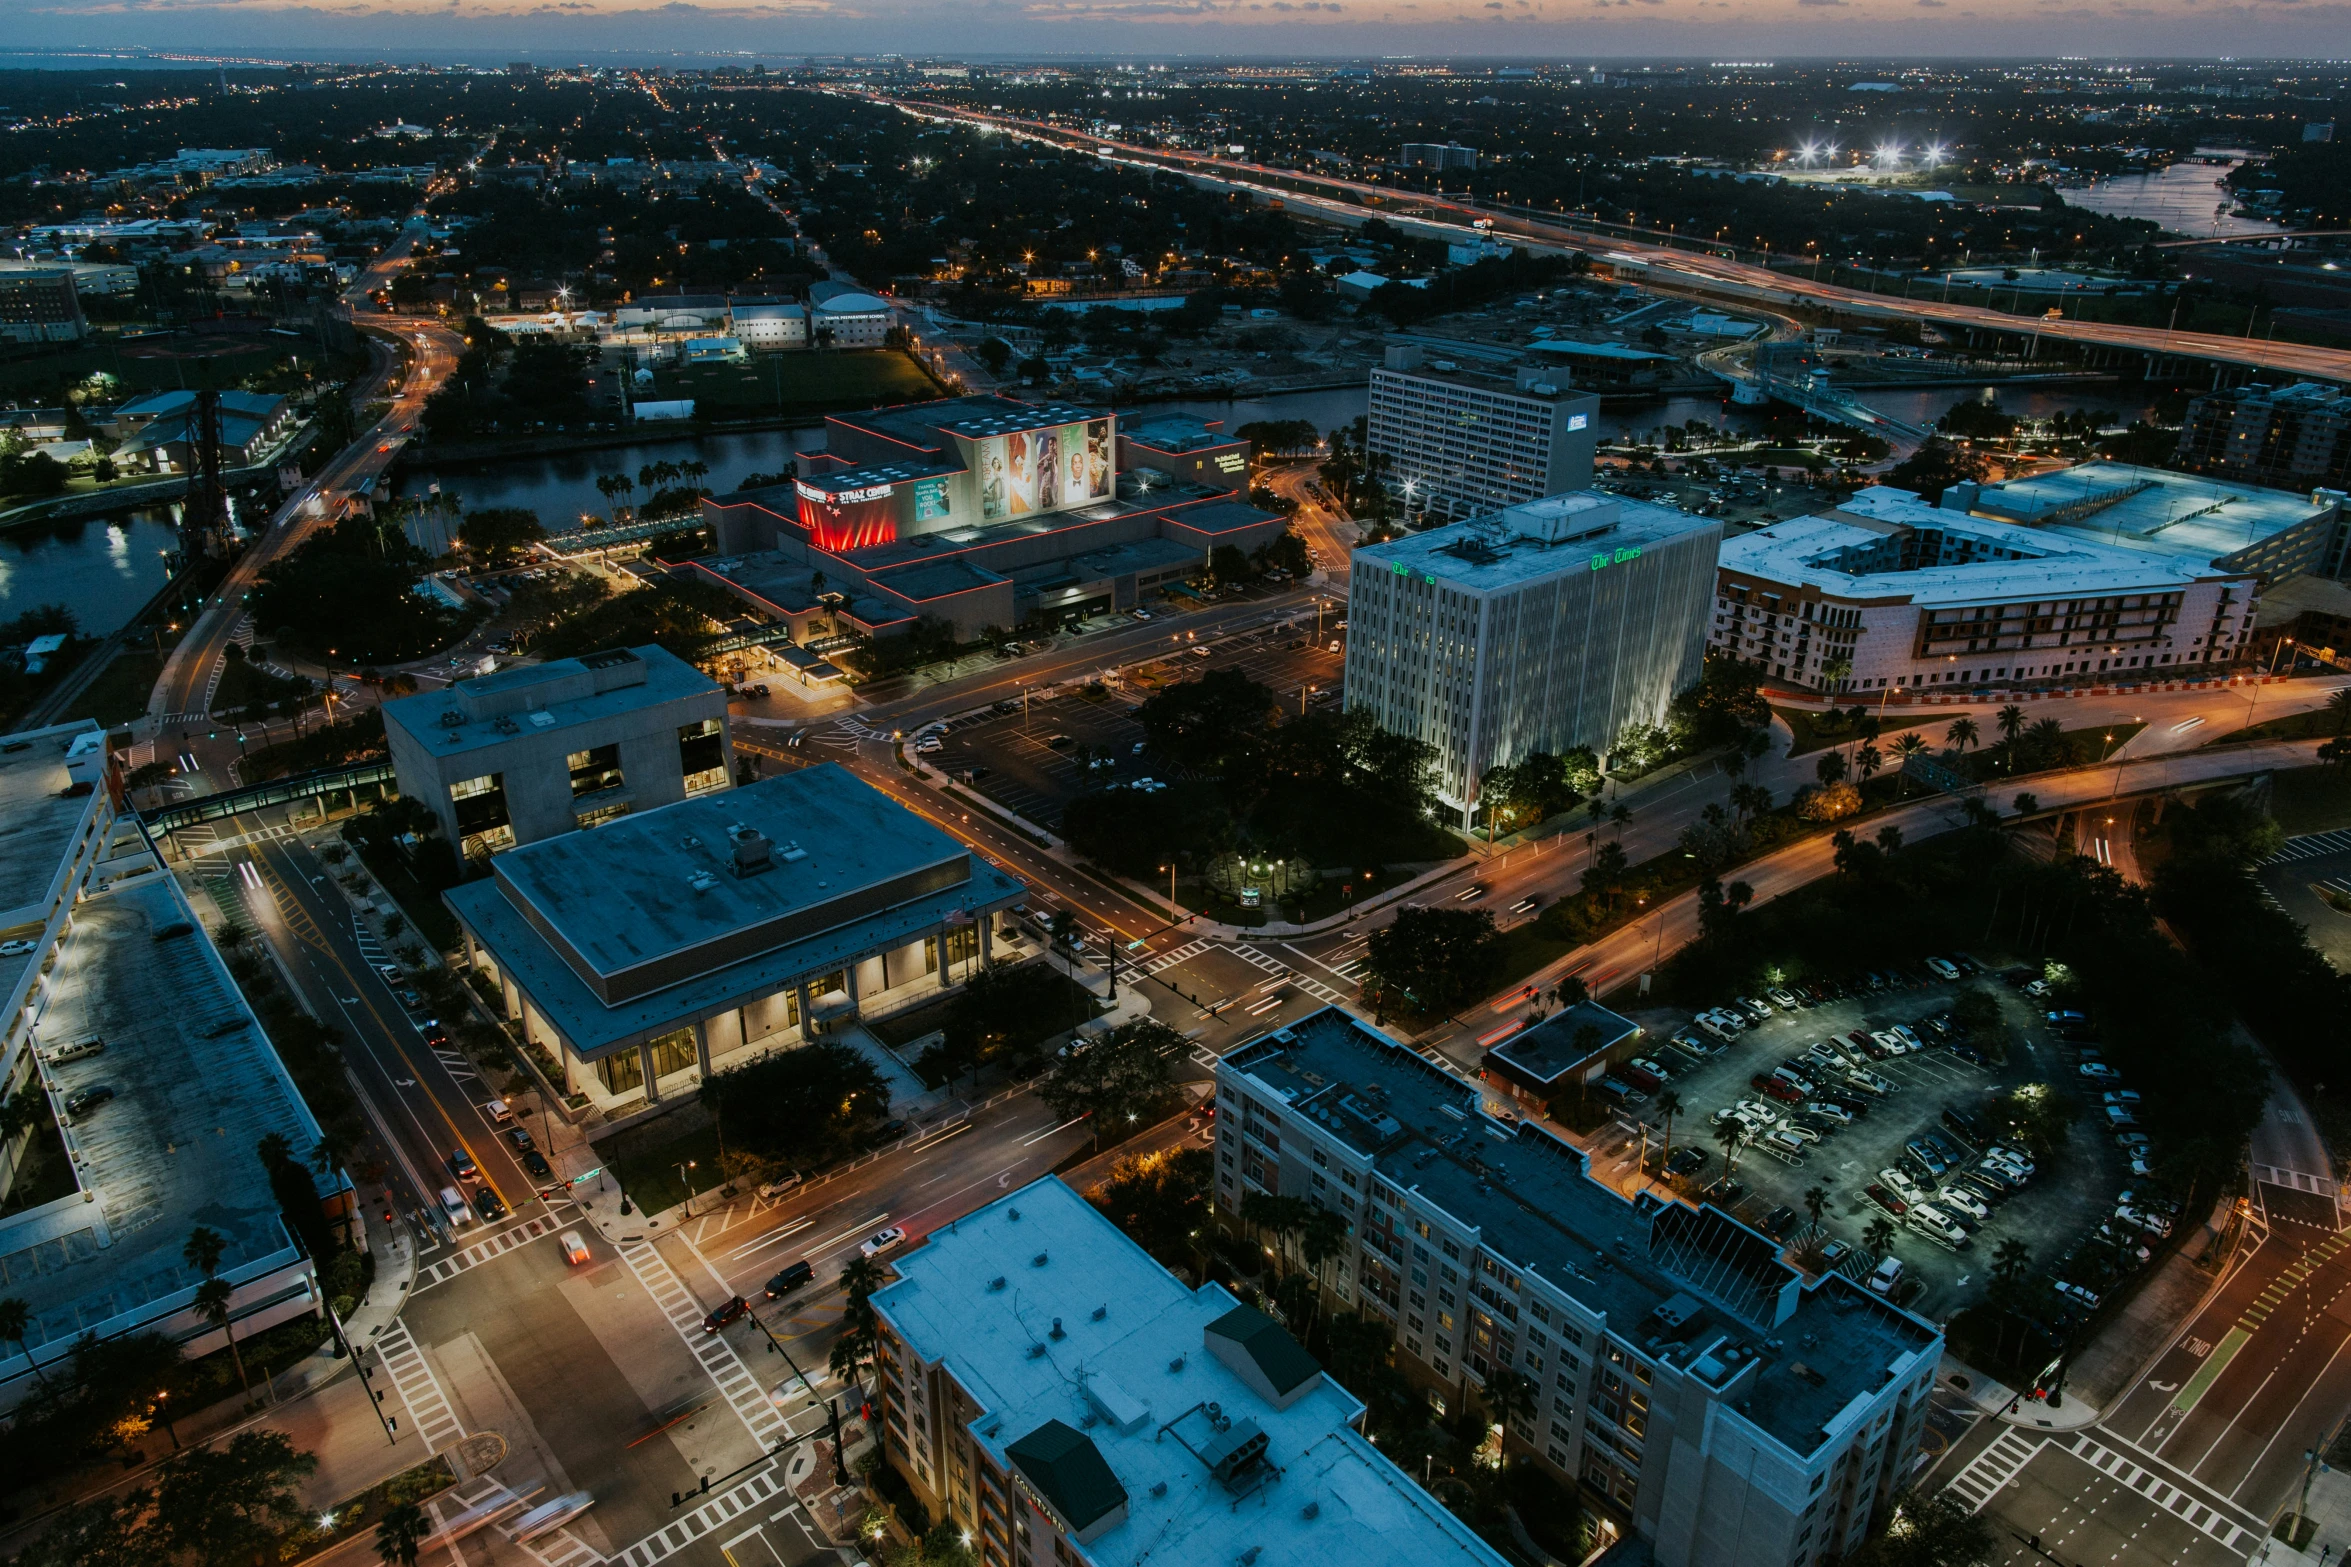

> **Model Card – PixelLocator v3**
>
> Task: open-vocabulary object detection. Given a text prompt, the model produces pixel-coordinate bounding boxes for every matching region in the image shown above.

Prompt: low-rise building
[1347,491,1719,824]
[1953,460,2348,587]
[1369,347,1601,523]
[0,722,338,1415]
[1114,415,1250,491]
[448,765,1022,1112]
[702,395,1286,642]
[810,283,893,348]
[870,1174,1513,1567]
[1218,1009,1942,1566]
[731,299,809,350]
[1400,141,1480,170]
[1711,486,2261,694]
[382,645,732,862]
[103,389,297,474]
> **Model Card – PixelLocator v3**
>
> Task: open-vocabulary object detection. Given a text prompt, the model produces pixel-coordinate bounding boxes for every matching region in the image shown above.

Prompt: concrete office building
[1347,491,1719,826]
[0,266,87,344]
[447,765,1023,1112]
[1,722,341,1415]
[1954,461,2348,587]
[1711,487,2260,694]
[383,646,732,863]
[1400,142,1480,171]
[1368,346,1601,523]
[1218,1010,1942,1566]
[869,1174,1512,1567]
[2176,382,2351,493]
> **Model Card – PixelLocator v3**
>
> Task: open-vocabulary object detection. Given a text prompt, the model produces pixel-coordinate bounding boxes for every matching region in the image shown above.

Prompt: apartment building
[1400,142,1480,171]
[0,267,87,344]
[382,645,732,861]
[1711,487,2259,694]
[1346,491,1718,824]
[1956,460,2347,588]
[2176,382,2351,493]
[1217,1009,1943,1567]
[869,1174,1512,1567]
[1367,346,1600,523]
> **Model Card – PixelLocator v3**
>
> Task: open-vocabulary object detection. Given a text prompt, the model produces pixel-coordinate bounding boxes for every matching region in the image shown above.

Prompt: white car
[2078,1061,2121,1081]
[2023,979,2051,999]
[1871,1030,1910,1057]
[0,939,36,957]
[2115,1205,2172,1237]
[1804,1100,1854,1125]
[1906,1205,1972,1249]
[1924,957,1961,981]
[1878,1167,1930,1206]
[860,1226,907,1259]
[1738,997,1775,1021]
[1937,1187,1990,1223]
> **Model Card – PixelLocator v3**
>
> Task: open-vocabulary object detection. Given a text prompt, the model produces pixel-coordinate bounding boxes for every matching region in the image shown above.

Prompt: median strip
[2172,1327,2251,1415]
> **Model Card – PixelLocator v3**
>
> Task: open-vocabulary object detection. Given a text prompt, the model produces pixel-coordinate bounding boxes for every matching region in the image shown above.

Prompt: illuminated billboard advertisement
[796,479,898,552]
[914,477,951,523]
[978,421,1113,522]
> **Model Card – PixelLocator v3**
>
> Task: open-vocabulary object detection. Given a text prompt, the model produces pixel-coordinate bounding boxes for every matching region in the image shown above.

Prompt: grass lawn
[2211,707,2348,747]
[654,350,940,416]
[2271,766,2351,837]
[63,649,164,728]
[1774,705,1941,756]
[213,654,313,714]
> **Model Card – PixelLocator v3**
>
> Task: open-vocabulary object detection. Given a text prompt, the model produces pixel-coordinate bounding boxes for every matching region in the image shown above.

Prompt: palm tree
[1729,782,1772,821]
[1889,732,1930,795]
[1991,1238,2031,1293]
[1803,1184,1829,1235]
[0,1296,49,1389]
[1482,1367,1538,1450]
[1996,703,2026,769]
[376,1500,430,1567]
[1653,1088,1683,1163]
[1863,1216,1896,1258]
[2329,687,2351,738]
[1712,1117,1745,1176]
[194,1277,249,1395]
[310,1130,351,1180]
[1853,741,1882,790]
[183,1225,226,1280]
[1946,716,1980,757]
[2024,716,2066,770]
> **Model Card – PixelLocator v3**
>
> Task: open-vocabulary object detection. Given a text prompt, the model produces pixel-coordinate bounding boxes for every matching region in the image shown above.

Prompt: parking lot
[1606,966,2139,1321]
[922,612,1348,831]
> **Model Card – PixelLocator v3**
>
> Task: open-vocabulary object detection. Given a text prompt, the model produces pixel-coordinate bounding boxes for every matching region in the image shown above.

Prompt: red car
[1864,1184,1908,1218]
[1847,1030,1890,1061]
[1750,1074,1804,1105]
[701,1296,749,1334]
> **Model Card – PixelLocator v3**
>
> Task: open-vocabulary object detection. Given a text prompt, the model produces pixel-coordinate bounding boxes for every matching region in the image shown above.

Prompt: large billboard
[978,420,1113,523]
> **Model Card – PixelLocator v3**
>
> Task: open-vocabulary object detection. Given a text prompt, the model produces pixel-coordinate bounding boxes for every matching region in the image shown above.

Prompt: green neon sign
[1590,546,1643,572]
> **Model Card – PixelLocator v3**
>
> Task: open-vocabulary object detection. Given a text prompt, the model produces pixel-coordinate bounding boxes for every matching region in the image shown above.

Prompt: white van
[440,1186,474,1227]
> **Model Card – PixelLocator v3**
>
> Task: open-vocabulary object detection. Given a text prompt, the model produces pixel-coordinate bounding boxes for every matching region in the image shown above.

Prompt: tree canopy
[1038,1019,1182,1149]
[253,515,467,663]
[1363,907,1506,1020]
[700,1041,891,1171]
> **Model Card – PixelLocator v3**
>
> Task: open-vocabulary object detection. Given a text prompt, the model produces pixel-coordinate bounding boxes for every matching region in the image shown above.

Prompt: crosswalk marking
[2056,1432,2262,1554]
[413,1214,564,1292]
[2262,829,2351,864]
[609,1464,789,1567]
[615,1238,787,1447]
[1944,1427,2039,1511]
[1231,944,1347,1006]
[2252,1163,2339,1196]
[1143,939,1209,974]
[373,1320,465,1453]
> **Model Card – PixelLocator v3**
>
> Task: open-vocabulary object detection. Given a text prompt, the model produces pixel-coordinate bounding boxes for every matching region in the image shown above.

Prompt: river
[2059,152,2287,240]
[0,509,181,638]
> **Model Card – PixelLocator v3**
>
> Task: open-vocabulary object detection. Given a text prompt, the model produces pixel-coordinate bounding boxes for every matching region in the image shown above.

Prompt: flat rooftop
[1963,461,2339,568]
[3,874,322,1358]
[832,395,1108,457]
[1228,1009,1938,1456]
[1355,490,1720,593]
[1122,417,1238,454]
[484,765,983,1006]
[874,1176,1509,1567]
[1487,1001,1640,1087]
[382,645,719,760]
[0,724,103,927]
[1727,488,2228,605]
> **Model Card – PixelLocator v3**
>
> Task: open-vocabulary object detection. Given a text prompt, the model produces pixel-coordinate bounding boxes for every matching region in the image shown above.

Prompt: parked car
[520,1149,553,1180]
[2079,1061,2121,1081]
[1805,1100,1854,1125]
[2115,1205,2173,1237]
[1751,1074,1804,1105]
[64,1083,115,1116]
[1867,1256,1906,1296]
[1907,1205,1972,1250]
[1761,1205,1798,1237]
[1938,1186,1991,1224]
[1941,1106,1986,1145]
[1878,1167,1930,1205]
[758,1172,804,1199]
[1924,957,1961,981]
[1663,1147,1708,1179]
[2053,1281,2102,1309]
[1767,987,1802,1010]
[1864,1184,1909,1219]
[1738,997,1775,1022]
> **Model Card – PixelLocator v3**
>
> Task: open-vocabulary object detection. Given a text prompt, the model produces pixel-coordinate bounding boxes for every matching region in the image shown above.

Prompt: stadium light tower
[1875,141,1903,169]
[1922,142,1948,170]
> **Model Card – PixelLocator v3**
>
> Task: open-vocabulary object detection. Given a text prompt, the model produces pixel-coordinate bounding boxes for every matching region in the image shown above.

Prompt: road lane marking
[1022,1115,1088,1147]
[726,1217,812,1262]
[2169,1325,2250,1420]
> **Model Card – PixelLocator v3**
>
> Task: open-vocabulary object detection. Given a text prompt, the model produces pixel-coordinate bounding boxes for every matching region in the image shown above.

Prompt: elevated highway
[860,92,2351,391]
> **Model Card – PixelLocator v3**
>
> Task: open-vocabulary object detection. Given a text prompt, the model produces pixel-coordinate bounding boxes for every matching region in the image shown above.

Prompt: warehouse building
[1347,491,1719,826]
[1711,486,2259,694]
[1218,1009,1942,1567]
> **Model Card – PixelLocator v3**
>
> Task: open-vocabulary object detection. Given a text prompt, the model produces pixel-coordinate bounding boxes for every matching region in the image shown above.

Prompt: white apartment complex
[1346,491,1719,824]
[1368,347,1600,522]
[1712,487,2259,694]
[870,1174,1512,1567]
[1218,1010,1944,1567]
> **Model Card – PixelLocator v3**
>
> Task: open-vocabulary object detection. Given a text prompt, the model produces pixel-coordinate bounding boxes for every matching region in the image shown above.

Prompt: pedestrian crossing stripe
[372,1319,465,1454]
[1231,944,1347,1006]
[607,1462,790,1567]
[615,1237,787,1448]
[1944,1427,2037,1511]
[1144,939,1209,974]
[2056,1433,2262,1555]
[412,1214,563,1291]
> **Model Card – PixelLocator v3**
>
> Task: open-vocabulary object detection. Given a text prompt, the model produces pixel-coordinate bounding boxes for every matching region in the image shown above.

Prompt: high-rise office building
[1216,1009,1943,1567]
[1399,142,1480,171]
[1345,491,1718,825]
[1368,347,1600,523]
